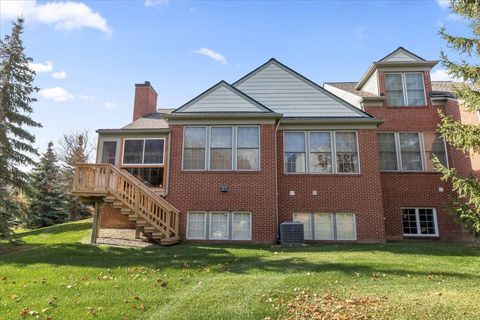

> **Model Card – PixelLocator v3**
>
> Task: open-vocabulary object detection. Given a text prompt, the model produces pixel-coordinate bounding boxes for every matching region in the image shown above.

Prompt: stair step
[143,226,154,233]
[120,208,131,215]
[136,219,147,227]
[104,196,116,203]
[151,232,165,239]
[128,214,139,221]
[112,202,123,209]
[160,237,180,246]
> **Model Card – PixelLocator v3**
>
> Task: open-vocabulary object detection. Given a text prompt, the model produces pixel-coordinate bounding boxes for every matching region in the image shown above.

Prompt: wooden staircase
[72,163,180,245]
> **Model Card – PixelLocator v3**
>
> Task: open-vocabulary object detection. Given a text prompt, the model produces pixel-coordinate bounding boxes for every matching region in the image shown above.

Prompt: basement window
[402,208,438,237]
[293,212,356,241]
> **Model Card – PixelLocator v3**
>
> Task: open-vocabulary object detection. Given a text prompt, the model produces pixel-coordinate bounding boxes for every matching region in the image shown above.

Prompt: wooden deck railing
[73,163,179,240]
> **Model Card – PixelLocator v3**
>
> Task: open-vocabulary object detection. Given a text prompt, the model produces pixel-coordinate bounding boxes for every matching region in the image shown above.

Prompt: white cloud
[431,68,460,81]
[29,61,53,73]
[190,7,196,13]
[0,0,111,34]
[38,87,74,102]
[194,48,227,64]
[104,101,117,109]
[51,71,67,79]
[354,26,366,41]
[79,94,95,101]
[145,0,169,7]
[436,0,450,9]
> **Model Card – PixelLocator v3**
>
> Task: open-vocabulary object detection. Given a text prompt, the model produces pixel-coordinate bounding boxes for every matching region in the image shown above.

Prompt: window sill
[380,171,442,174]
[284,173,361,176]
[181,170,261,173]
[386,106,428,109]
[403,235,439,239]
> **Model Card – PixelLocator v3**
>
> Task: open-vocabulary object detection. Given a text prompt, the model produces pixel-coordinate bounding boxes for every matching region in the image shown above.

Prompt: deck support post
[135,227,141,239]
[91,201,102,244]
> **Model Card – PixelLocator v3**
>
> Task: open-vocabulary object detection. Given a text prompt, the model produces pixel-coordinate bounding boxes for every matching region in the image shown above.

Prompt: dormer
[357,47,438,108]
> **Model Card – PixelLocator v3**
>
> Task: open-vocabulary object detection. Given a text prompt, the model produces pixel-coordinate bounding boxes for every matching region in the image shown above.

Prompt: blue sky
[0,0,469,158]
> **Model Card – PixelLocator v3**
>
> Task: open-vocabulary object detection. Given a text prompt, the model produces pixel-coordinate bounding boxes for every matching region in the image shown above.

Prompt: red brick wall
[277,129,386,243]
[99,203,136,229]
[165,124,278,243]
[365,71,474,241]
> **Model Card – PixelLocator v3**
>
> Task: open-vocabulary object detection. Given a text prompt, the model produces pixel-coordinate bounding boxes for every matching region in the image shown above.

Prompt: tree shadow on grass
[1,242,479,281]
[15,220,92,237]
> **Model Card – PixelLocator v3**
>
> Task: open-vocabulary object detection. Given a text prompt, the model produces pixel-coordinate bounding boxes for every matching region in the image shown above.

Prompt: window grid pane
[423,133,447,171]
[123,140,144,164]
[418,209,436,235]
[187,212,206,239]
[335,213,356,240]
[210,127,232,170]
[310,132,332,173]
[399,133,423,171]
[102,141,117,165]
[210,212,228,239]
[402,209,418,235]
[233,212,251,240]
[293,213,312,240]
[385,74,405,106]
[335,132,358,173]
[237,127,259,170]
[377,133,398,171]
[405,74,425,106]
[183,127,206,170]
[314,213,334,240]
[143,139,164,164]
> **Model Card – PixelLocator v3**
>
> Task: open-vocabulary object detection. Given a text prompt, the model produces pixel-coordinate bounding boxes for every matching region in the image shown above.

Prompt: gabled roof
[355,47,438,90]
[378,47,426,63]
[173,80,274,114]
[233,58,373,118]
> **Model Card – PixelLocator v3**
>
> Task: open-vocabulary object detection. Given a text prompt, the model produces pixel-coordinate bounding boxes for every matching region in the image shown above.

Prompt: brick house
[73,47,479,245]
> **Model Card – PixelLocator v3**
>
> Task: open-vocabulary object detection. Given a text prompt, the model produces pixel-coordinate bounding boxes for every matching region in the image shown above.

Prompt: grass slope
[1,220,480,319]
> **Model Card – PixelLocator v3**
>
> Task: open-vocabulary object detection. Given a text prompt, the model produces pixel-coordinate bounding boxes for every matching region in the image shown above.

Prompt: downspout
[274,118,281,242]
[165,131,172,196]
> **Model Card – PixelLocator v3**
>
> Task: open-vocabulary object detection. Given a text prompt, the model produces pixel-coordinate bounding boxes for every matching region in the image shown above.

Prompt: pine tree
[435,0,480,235]
[0,17,42,239]
[58,130,92,221]
[28,142,68,228]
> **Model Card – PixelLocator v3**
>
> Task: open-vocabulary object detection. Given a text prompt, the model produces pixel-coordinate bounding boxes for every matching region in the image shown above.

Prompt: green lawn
[1,221,480,320]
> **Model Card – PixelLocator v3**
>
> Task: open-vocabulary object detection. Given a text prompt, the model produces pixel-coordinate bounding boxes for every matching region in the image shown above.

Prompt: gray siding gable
[173,80,273,113]
[233,58,372,118]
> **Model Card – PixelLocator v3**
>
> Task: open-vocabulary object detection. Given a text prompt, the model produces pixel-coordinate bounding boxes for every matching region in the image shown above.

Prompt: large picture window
[402,208,438,236]
[385,73,426,107]
[293,212,356,241]
[284,131,359,174]
[123,138,164,165]
[377,132,447,172]
[186,211,252,240]
[183,126,260,171]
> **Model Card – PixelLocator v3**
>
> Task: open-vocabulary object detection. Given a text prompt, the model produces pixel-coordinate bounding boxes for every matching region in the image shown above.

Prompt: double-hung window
[285,131,359,174]
[377,132,447,172]
[183,126,260,171]
[183,127,207,170]
[402,208,438,236]
[385,73,426,107]
[210,127,233,170]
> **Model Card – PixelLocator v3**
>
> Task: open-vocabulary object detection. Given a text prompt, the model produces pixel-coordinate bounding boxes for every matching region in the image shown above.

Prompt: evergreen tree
[0,17,42,239]
[28,142,68,228]
[58,130,92,221]
[435,0,480,235]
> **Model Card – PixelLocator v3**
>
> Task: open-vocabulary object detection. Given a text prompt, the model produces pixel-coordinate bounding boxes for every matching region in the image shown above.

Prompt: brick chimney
[133,81,158,121]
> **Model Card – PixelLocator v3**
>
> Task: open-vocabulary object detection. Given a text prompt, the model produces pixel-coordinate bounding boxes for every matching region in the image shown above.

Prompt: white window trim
[402,207,439,237]
[182,125,261,172]
[378,132,448,172]
[98,138,120,166]
[232,212,252,240]
[122,137,165,166]
[186,211,207,240]
[313,212,334,240]
[335,212,357,241]
[385,72,427,107]
[284,130,360,175]
[236,126,261,172]
[208,126,234,171]
[209,212,229,240]
[182,126,208,171]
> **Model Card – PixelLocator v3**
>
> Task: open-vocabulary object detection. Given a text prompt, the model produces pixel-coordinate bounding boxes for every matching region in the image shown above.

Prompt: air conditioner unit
[280,222,304,244]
